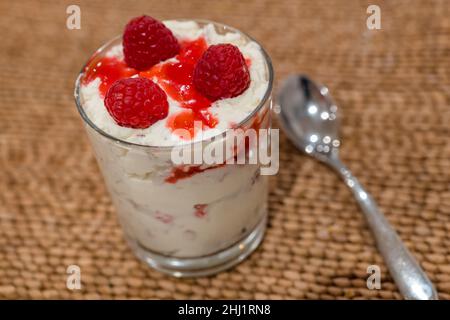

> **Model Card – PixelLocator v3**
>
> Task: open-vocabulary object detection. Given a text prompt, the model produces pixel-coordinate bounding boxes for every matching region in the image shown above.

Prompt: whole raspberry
[193,44,250,101]
[123,15,180,71]
[104,77,169,128]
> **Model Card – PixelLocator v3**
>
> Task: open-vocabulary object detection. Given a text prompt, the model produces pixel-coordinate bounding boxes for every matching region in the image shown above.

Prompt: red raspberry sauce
[140,37,218,138]
[82,56,138,97]
[194,204,208,218]
[154,211,173,224]
[165,164,225,184]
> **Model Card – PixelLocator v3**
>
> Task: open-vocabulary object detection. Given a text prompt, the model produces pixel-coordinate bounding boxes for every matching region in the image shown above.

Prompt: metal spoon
[277,75,438,300]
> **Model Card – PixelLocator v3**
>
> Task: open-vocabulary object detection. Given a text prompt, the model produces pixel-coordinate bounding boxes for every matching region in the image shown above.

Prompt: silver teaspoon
[277,75,438,300]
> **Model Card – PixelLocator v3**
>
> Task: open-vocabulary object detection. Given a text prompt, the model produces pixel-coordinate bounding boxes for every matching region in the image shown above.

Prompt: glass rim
[74,19,274,150]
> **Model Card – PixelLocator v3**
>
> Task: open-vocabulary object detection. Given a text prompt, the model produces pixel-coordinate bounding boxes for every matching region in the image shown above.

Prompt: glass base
[125,214,267,278]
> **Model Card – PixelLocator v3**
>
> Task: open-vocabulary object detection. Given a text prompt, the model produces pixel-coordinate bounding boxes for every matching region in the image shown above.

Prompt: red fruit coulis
[194,204,208,218]
[165,164,225,184]
[154,211,174,224]
[140,37,219,138]
[82,56,138,97]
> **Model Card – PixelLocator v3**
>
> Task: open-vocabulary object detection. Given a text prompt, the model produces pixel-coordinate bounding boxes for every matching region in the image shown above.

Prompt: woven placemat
[0,0,449,299]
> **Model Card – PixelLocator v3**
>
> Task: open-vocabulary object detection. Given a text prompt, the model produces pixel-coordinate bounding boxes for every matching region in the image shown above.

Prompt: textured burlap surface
[0,0,449,299]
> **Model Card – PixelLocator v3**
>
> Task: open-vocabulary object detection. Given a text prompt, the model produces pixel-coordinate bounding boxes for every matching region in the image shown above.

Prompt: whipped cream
[80,20,269,146]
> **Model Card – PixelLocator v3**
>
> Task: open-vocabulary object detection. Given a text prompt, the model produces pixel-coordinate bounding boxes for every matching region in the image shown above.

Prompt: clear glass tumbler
[74,20,274,277]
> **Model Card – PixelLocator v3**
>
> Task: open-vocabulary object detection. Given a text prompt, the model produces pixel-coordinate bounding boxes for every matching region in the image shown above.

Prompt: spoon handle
[328,158,438,300]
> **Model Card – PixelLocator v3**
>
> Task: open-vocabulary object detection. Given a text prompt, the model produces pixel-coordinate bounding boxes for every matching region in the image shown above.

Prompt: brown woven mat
[1,0,449,299]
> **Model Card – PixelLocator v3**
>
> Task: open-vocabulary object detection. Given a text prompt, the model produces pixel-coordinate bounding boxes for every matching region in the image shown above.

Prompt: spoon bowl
[278,75,340,162]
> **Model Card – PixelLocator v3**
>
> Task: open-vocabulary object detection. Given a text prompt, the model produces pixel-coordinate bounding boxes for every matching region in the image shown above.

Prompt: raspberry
[193,44,250,101]
[123,15,180,71]
[104,77,169,128]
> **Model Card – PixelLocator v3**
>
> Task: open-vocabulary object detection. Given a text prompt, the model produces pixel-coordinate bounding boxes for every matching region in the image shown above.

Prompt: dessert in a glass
[74,16,273,277]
